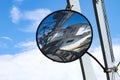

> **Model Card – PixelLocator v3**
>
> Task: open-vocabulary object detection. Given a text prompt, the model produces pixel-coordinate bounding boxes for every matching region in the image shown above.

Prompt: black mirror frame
[36,10,93,63]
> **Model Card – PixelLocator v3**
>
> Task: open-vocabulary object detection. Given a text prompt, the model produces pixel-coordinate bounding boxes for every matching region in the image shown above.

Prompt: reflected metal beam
[92,0,115,80]
[53,11,74,29]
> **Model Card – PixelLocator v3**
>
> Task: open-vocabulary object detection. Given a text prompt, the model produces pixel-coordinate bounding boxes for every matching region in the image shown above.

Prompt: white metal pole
[68,0,97,80]
[92,0,115,80]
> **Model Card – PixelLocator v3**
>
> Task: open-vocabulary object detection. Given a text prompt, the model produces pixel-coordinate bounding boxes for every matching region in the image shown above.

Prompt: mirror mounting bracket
[86,52,120,74]
[66,0,74,10]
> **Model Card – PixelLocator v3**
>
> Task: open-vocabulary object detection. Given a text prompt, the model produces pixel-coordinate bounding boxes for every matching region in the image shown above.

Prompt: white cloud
[90,44,120,80]
[0,55,13,61]
[0,45,120,80]
[0,36,13,41]
[10,6,51,32]
[14,40,37,51]
[113,45,120,62]
[0,49,82,80]
[22,9,51,32]
[10,6,22,23]
[24,9,51,21]
[90,46,107,80]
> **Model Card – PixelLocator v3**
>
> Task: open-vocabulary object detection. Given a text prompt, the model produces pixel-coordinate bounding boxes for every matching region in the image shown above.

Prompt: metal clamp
[103,62,120,73]
[66,0,74,10]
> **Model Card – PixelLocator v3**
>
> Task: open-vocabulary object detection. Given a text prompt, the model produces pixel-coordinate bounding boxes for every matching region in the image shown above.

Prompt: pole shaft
[92,0,115,80]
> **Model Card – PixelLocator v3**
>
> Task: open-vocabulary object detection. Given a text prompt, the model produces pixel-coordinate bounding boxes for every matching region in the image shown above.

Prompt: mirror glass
[36,10,93,62]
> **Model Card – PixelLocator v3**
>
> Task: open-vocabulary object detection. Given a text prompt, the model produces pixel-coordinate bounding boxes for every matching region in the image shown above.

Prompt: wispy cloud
[22,9,51,32]
[0,36,13,41]
[14,40,37,51]
[10,6,51,32]
[23,9,51,21]
[10,6,22,23]
[15,0,23,3]
[0,36,13,48]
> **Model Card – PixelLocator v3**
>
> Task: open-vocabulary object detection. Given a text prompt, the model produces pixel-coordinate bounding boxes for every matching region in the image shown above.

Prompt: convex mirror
[36,10,93,63]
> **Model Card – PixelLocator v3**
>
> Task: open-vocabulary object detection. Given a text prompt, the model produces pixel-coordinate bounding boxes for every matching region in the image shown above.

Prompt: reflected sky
[62,13,88,28]
[38,14,56,35]
[38,10,89,38]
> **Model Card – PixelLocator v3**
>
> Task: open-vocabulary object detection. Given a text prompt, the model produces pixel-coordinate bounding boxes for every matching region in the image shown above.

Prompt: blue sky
[0,0,120,55]
[0,0,120,80]
[0,0,67,55]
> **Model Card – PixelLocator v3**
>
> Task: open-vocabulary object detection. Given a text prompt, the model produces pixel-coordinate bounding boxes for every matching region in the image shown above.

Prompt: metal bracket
[87,52,120,74]
[66,0,74,10]
[104,63,120,74]
[104,67,116,73]
[94,0,99,4]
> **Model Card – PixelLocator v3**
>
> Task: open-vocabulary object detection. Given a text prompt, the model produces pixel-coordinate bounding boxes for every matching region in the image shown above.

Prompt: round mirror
[36,10,93,63]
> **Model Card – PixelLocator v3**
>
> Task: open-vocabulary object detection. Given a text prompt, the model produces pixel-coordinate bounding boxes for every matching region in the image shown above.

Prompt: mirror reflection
[36,10,93,62]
